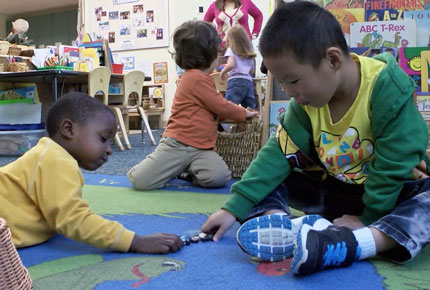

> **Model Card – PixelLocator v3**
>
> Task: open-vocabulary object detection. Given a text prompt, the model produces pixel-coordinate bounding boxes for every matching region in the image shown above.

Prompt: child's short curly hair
[173,20,221,70]
[46,92,114,137]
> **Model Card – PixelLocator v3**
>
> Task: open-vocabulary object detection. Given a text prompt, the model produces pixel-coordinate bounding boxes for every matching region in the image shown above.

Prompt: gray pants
[127,137,231,190]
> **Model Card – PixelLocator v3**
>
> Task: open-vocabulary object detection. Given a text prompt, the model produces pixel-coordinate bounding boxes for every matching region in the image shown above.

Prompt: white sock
[353,227,376,260]
[291,216,332,232]
[312,218,332,231]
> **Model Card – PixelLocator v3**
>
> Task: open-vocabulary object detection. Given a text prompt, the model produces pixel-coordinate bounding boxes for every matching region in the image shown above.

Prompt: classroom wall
[0,15,7,39]
[83,0,271,127]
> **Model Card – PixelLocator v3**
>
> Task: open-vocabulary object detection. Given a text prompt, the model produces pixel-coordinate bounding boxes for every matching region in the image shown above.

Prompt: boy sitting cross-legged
[0,92,183,254]
[202,1,430,275]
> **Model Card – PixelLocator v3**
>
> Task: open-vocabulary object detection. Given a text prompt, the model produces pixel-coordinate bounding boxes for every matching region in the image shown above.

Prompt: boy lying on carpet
[202,1,430,275]
[0,92,183,254]
[127,20,258,191]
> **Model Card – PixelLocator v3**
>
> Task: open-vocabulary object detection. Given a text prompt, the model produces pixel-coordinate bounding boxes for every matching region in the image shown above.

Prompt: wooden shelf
[127,83,165,128]
[0,54,32,60]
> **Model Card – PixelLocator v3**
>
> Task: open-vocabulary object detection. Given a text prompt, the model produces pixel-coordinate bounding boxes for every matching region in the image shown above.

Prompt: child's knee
[194,168,231,188]
[127,167,159,190]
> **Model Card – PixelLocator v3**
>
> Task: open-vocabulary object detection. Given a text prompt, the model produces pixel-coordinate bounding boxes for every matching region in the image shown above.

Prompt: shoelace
[323,241,347,267]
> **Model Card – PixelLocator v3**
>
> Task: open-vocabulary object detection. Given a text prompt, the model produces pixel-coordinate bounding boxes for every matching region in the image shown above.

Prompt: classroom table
[0,69,151,102]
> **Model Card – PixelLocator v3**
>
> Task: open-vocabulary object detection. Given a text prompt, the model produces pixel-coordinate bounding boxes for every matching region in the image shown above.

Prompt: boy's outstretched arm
[129,233,184,254]
[201,209,237,242]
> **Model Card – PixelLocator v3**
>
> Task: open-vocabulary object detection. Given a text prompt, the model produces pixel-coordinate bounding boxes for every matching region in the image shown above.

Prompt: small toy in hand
[180,235,192,245]
[191,232,214,243]
[180,232,214,245]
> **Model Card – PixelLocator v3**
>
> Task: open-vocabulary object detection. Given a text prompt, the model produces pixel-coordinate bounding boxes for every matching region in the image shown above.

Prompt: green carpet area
[83,184,230,216]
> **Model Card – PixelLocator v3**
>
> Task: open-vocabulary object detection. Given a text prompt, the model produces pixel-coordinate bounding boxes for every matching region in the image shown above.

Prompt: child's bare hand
[201,209,237,242]
[245,109,259,118]
[220,71,227,80]
[129,233,184,254]
[412,160,429,179]
[333,215,364,230]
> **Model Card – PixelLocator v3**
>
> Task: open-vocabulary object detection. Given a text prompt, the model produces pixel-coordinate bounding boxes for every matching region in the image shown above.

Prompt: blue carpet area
[19,213,384,290]
[83,173,237,194]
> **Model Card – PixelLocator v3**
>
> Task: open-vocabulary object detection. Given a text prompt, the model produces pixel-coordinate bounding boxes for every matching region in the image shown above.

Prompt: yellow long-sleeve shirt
[0,137,134,251]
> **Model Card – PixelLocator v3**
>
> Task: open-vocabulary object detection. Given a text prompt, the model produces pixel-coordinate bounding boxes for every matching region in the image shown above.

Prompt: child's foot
[236,214,323,262]
[177,172,193,183]
[290,225,359,275]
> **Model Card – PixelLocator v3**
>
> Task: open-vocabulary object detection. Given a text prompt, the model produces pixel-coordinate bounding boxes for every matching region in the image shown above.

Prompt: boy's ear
[59,119,75,139]
[325,47,343,70]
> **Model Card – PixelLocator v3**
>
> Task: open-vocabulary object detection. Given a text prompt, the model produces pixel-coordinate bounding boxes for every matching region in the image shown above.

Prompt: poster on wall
[269,101,289,136]
[87,0,169,51]
[349,19,416,48]
[404,10,430,47]
[153,62,168,84]
[329,8,364,45]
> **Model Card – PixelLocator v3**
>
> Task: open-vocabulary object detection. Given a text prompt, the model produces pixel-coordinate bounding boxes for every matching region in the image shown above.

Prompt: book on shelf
[404,10,430,47]
[330,8,364,45]
[349,19,416,48]
[364,8,404,21]
[364,0,425,11]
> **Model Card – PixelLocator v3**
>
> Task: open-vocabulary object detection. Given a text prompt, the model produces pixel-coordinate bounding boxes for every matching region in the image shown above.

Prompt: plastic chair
[123,70,156,145]
[88,66,129,151]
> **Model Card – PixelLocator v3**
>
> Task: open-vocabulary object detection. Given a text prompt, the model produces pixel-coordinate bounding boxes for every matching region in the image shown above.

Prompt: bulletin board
[87,0,169,51]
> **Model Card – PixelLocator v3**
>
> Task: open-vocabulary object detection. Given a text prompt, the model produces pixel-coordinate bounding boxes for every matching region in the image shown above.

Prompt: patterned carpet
[2,132,430,289]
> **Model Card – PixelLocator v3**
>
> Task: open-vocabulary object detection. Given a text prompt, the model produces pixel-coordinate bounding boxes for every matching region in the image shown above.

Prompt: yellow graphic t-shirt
[304,54,386,184]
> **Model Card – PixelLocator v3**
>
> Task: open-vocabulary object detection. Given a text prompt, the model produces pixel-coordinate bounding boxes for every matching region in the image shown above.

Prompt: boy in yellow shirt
[0,92,183,254]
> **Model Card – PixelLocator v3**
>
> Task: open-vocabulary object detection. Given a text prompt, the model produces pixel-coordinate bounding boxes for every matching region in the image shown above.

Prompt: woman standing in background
[204,0,263,43]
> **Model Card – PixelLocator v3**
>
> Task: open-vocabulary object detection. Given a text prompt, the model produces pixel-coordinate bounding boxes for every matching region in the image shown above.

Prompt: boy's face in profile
[68,110,117,171]
[263,52,339,108]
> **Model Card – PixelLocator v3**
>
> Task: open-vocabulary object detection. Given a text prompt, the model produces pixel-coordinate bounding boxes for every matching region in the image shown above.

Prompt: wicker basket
[8,46,22,56]
[216,118,263,178]
[6,62,28,72]
[0,218,33,290]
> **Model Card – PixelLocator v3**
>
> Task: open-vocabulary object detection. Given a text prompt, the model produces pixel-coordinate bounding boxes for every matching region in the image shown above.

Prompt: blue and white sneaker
[290,224,359,275]
[236,214,323,262]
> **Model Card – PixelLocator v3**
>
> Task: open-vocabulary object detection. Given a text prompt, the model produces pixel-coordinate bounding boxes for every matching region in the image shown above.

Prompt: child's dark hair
[173,20,221,70]
[46,92,114,137]
[259,1,349,68]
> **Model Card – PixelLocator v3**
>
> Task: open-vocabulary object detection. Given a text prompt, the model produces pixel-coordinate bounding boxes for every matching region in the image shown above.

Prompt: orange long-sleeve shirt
[163,69,246,149]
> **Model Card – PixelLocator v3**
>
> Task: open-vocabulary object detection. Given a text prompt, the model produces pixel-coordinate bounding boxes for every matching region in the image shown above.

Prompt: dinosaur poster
[349,19,416,48]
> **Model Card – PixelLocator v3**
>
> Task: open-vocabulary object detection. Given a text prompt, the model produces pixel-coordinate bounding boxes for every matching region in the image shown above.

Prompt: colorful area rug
[18,174,430,290]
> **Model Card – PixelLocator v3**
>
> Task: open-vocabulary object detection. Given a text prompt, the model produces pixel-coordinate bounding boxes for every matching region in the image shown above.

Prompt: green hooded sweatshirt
[224,53,429,226]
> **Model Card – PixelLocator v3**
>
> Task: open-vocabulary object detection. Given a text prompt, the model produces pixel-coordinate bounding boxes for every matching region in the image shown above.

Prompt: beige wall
[83,0,271,126]
[0,15,8,39]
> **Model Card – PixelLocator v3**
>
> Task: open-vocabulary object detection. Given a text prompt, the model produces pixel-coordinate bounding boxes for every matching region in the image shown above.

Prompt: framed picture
[153,62,168,84]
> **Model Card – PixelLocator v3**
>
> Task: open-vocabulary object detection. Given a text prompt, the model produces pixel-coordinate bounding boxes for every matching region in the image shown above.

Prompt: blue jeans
[225,78,255,109]
[246,170,430,263]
